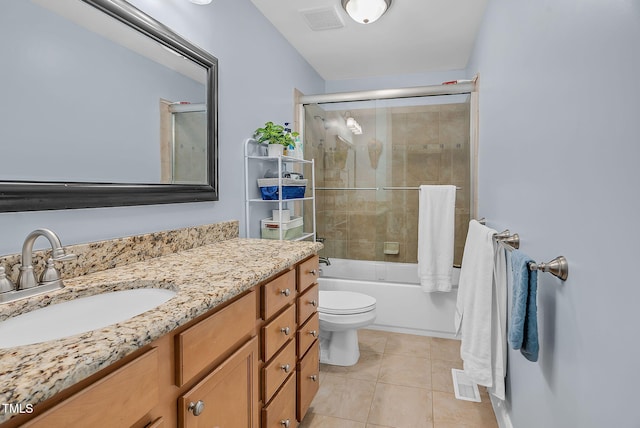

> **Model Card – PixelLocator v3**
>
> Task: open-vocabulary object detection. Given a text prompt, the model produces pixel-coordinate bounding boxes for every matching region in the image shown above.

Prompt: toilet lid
[318,291,376,315]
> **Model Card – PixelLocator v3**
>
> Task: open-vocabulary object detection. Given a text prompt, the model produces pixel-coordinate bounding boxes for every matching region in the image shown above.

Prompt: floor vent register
[451,369,481,402]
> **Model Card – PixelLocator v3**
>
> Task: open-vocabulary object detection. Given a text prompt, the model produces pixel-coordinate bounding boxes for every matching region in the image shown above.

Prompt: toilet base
[319,329,360,366]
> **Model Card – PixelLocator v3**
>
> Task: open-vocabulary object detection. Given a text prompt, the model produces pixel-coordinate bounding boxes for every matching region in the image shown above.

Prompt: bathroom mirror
[0,0,218,211]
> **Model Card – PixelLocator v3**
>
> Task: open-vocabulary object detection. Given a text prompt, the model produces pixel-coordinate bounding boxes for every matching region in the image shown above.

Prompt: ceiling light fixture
[341,0,392,24]
[189,0,212,5]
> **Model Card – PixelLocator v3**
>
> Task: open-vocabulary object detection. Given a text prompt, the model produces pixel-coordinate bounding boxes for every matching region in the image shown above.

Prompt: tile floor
[300,329,498,428]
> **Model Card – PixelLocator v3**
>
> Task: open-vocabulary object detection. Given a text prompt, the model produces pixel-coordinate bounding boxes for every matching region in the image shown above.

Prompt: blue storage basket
[258,178,307,200]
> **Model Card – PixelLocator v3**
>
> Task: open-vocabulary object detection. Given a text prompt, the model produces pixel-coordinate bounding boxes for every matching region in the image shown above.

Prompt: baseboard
[489,394,513,428]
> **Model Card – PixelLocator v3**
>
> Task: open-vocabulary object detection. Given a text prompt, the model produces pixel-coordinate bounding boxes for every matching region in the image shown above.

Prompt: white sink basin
[0,288,177,349]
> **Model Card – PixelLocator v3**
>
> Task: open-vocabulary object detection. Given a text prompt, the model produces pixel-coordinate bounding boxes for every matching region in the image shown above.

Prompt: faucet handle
[39,258,61,284]
[0,267,16,293]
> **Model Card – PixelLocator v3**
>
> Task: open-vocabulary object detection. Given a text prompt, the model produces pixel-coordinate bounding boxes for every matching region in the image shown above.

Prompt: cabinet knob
[309,269,317,276]
[280,288,291,297]
[309,374,318,382]
[309,330,318,338]
[309,299,318,307]
[188,400,205,417]
[280,326,291,335]
[280,363,291,373]
[280,420,291,427]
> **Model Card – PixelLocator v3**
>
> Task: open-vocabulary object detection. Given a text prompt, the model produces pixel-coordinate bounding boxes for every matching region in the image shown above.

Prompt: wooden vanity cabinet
[2,255,319,428]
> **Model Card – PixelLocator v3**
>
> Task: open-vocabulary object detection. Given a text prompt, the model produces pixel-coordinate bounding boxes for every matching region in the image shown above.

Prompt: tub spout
[319,256,331,266]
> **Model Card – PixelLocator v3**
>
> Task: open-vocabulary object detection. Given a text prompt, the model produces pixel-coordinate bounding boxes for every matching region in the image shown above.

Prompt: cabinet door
[297,340,320,422]
[179,337,259,428]
[23,348,159,428]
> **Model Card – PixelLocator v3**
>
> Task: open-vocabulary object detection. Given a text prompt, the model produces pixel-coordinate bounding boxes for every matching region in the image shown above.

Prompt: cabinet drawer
[145,417,164,428]
[179,337,259,428]
[176,290,257,386]
[297,255,319,293]
[24,348,159,428]
[297,340,320,422]
[262,304,296,362]
[262,373,296,428]
[263,339,296,404]
[263,270,296,320]
[297,283,318,326]
[297,312,319,358]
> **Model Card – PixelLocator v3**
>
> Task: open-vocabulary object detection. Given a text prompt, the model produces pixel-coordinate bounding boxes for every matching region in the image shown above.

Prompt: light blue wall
[467,1,640,426]
[0,0,324,255]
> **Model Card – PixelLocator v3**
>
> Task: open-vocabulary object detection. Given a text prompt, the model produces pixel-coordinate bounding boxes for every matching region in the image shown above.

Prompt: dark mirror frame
[0,0,218,212]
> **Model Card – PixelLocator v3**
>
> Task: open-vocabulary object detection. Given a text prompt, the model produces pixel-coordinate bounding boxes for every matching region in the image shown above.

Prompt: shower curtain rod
[382,186,462,191]
[299,81,475,105]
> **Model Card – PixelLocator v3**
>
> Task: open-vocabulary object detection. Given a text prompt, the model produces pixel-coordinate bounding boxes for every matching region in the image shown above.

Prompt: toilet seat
[318,291,376,315]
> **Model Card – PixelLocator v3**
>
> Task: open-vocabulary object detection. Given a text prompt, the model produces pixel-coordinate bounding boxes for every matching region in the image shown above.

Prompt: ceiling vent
[301,7,344,31]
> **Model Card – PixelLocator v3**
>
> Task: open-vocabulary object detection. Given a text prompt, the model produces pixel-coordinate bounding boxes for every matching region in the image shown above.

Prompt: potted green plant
[253,121,299,157]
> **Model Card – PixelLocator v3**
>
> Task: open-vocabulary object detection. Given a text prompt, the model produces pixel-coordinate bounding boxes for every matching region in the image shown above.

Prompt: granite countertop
[0,238,321,423]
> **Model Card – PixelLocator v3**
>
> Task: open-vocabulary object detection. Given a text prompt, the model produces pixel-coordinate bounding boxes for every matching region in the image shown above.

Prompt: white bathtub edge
[318,275,458,338]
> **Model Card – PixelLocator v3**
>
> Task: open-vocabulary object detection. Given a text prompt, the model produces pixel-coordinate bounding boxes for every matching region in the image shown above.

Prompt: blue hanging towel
[508,250,539,362]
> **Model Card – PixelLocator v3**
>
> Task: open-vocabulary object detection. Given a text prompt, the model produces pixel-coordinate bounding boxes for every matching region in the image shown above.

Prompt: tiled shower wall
[308,101,470,265]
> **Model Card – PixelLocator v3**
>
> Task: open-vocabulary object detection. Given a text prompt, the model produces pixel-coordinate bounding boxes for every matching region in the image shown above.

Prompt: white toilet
[318,290,377,366]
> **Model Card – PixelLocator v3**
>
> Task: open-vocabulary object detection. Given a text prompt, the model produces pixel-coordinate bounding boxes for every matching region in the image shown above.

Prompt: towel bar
[493,230,520,249]
[528,256,568,281]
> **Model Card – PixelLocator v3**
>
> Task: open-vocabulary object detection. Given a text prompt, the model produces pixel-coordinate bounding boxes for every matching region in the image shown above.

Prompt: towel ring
[528,256,568,281]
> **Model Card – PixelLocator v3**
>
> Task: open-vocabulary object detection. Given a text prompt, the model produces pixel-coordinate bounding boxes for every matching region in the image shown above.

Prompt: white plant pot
[267,144,284,157]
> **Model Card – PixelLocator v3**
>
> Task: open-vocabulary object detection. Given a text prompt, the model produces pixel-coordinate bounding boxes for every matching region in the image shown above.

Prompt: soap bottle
[287,142,297,159]
[295,136,304,159]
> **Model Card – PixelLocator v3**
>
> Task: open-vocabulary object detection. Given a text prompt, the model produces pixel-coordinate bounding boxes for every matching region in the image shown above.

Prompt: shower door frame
[294,78,480,233]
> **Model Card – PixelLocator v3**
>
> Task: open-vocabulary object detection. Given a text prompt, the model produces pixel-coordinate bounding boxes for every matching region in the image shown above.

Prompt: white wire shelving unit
[244,138,316,242]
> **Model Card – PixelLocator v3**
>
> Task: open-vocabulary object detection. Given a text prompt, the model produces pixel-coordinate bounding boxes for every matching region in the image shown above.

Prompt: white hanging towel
[488,244,508,400]
[417,185,456,292]
[454,219,508,400]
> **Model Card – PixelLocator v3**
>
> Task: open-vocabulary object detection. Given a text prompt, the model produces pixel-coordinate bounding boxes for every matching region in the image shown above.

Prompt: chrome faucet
[319,256,331,266]
[17,229,76,290]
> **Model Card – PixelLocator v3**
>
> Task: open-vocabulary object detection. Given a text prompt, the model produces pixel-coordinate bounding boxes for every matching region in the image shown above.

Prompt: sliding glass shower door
[304,94,472,266]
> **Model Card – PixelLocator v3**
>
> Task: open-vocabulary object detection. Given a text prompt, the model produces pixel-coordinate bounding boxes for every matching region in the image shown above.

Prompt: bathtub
[318,258,459,339]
